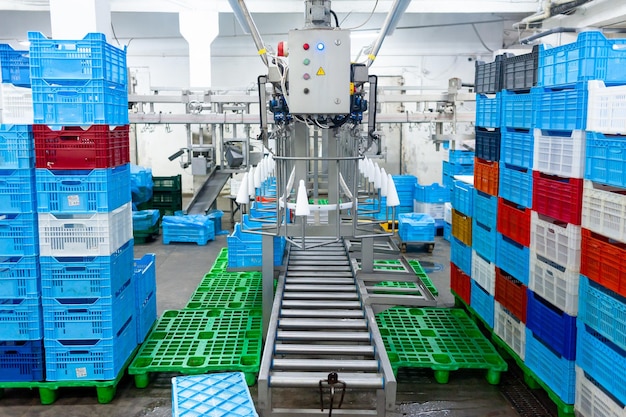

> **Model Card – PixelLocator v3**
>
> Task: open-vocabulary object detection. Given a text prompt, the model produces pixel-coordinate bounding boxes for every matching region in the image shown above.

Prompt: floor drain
[499,365,557,417]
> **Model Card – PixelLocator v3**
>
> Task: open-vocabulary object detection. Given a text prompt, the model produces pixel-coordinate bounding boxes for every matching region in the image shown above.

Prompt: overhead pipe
[513,0,552,30]
[367,0,411,68]
[520,26,577,44]
[227,0,269,67]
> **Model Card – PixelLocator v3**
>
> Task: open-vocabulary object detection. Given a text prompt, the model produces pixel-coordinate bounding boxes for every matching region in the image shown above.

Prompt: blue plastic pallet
[577,320,626,406]
[32,78,129,127]
[499,162,533,209]
[172,373,258,417]
[472,219,497,264]
[501,90,534,130]
[533,84,588,131]
[525,328,576,404]
[0,44,30,87]
[496,233,530,286]
[0,124,34,170]
[501,128,534,169]
[585,131,626,189]
[0,340,43,382]
[414,183,450,203]
[451,180,473,217]
[28,32,127,85]
[163,215,215,246]
[475,128,501,162]
[0,212,39,257]
[450,236,472,277]
[578,275,626,352]
[538,31,626,88]
[449,150,475,165]
[526,289,577,360]
[0,256,40,298]
[42,278,135,340]
[471,279,495,329]
[0,297,42,340]
[132,209,160,231]
[36,165,131,213]
[476,93,501,129]
[0,169,37,213]
[473,189,498,230]
[44,315,136,381]
[398,213,435,242]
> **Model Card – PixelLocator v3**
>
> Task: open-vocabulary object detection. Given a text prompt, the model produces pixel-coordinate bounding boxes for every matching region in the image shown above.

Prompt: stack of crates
[413,182,449,231]
[0,44,33,125]
[28,31,140,382]
[442,149,474,192]
[151,175,183,217]
[392,175,417,214]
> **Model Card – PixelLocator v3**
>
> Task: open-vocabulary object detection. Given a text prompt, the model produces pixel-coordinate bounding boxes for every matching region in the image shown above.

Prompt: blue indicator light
[316,42,325,51]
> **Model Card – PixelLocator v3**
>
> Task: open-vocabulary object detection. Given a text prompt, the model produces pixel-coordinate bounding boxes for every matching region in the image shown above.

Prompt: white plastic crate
[38,202,132,257]
[587,80,626,135]
[530,211,582,270]
[582,180,626,245]
[471,250,496,295]
[529,251,579,316]
[494,301,526,360]
[533,129,585,179]
[0,83,33,124]
[444,202,452,224]
[413,201,445,220]
[575,366,626,417]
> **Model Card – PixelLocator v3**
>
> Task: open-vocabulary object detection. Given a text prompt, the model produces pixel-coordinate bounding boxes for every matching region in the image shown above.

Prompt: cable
[472,23,494,53]
[330,10,340,28]
[344,0,379,30]
[110,22,121,46]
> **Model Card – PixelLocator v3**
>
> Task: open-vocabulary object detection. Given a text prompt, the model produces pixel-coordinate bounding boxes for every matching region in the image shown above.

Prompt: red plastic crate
[474,158,499,196]
[581,228,626,298]
[532,171,583,225]
[34,125,130,169]
[495,267,528,323]
[497,197,531,246]
[450,262,471,305]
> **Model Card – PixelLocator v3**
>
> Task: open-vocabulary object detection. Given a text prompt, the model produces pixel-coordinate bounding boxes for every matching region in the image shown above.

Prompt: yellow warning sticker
[316,67,326,76]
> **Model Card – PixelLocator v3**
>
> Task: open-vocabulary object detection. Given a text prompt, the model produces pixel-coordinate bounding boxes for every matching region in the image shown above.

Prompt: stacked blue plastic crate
[442,149,474,192]
[27,32,140,381]
[413,182,449,230]
[0,43,44,383]
[392,175,417,214]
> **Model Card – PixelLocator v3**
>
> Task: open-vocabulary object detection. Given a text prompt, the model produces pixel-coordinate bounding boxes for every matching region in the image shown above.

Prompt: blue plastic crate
[0,256,39,298]
[475,128,501,162]
[36,164,131,213]
[42,277,134,340]
[0,297,42,340]
[0,124,34,170]
[442,161,474,190]
[526,289,577,360]
[172,373,258,417]
[0,169,37,213]
[525,328,576,404]
[533,84,588,131]
[0,212,39,257]
[499,162,533,209]
[0,340,44,382]
[132,209,160,232]
[136,288,156,345]
[443,221,451,241]
[32,78,129,127]
[501,90,534,130]
[207,209,228,236]
[577,320,626,406]
[391,175,418,186]
[473,189,498,230]
[471,279,495,328]
[228,223,286,268]
[472,219,497,264]
[585,131,626,189]
[579,275,626,352]
[496,233,530,285]
[28,32,127,85]
[0,45,30,87]
[413,183,450,203]
[538,31,626,88]
[162,215,215,245]
[40,240,133,299]
[451,180,473,217]
[44,315,136,381]
[450,236,472,277]
[398,213,435,243]
[134,253,156,322]
[501,128,534,169]
[449,150,475,165]
[476,93,501,128]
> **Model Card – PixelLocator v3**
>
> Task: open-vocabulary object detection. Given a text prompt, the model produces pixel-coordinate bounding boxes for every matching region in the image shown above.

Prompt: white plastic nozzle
[236,173,250,205]
[295,179,311,216]
[386,174,400,207]
[380,168,388,197]
[248,167,256,197]
[254,164,262,188]
[373,163,381,189]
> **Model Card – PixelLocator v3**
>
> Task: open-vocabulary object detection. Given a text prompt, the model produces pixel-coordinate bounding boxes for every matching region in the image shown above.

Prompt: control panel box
[288,28,351,115]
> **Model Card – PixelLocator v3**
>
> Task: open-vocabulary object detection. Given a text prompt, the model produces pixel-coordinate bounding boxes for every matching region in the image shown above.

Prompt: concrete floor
[0,198,530,417]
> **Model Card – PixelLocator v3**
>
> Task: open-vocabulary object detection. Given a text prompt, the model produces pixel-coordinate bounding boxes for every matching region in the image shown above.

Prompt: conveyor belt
[185,168,231,214]
[258,238,396,417]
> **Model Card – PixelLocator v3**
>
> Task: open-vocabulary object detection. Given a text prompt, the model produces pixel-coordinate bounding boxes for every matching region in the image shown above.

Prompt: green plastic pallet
[452,293,575,417]
[0,345,139,405]
[186,286,262,310]
[197,272,262,290]
[128,309,262,387]
[374,281,423,295]
[364,259,439,296]
[376,307,507,384]
[210,248,230,273]
[407,260,439,296]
